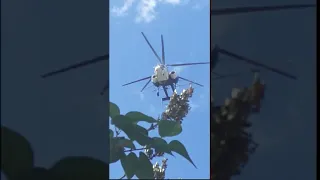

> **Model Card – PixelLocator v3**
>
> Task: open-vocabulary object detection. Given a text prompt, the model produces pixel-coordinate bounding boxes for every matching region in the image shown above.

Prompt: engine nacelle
[151,75,157,83]
[169,71,177,79]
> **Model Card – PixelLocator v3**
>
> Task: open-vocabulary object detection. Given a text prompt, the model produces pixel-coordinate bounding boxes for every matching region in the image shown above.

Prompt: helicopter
[122,32,209,101]
[40,32,209,100]
[210,3,316,80]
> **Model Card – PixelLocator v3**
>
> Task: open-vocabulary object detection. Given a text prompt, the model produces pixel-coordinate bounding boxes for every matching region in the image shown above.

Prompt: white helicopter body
[151,65,178,86]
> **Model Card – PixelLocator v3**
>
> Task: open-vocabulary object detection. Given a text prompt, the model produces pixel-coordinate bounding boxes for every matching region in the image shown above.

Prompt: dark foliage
[211,73,264,180]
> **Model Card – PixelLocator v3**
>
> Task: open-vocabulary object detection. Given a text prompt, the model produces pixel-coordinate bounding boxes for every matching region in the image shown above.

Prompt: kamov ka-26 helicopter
[122,32,209,101]
[41,32,209,101]
[210,3,316,80]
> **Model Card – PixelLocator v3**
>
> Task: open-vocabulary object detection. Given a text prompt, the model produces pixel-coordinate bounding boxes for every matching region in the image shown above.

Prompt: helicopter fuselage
[152,75,179,87]
[150,65,179,101]
[151,65,179,87]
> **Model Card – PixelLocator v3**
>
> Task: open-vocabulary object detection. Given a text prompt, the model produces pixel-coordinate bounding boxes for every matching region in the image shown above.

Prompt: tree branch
[124,147,147,152]
[147,123,158,131]
[119,174,126,179]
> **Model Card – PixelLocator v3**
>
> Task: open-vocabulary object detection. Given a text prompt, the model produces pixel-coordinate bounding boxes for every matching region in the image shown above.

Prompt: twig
[119,174,126,179]
[147,123,158,131]
[114,126,121,137]
[114,126,119,137]
[124,147,147,152]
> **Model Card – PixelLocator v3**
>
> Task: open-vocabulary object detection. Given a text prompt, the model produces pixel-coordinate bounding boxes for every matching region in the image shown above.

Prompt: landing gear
[162,85,170,101]
[162,97,170,101]
[157,88,159,96]
[170,84,175,92]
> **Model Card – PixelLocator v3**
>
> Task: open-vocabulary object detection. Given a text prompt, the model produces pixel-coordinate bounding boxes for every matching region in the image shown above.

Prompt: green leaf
[112,115,148,136]
[169,140,197,168]
[116,137,136,150]
[110,148,125,164]
[134,124,149,136]
[135,152,154,179]
[150,137,173,156]
[110,138,126,164]
[50,157,109,180]
[125,125,152,146]
[109,102,120,119]
[211,136,222,163]
[112,115,132,129]
[19,167,56,180]
[109,129,114,139]
[112,116,152,146]
[1,126,34,180]
[125,111,157,124]
[158,120,182,137]
[120,153,139,179]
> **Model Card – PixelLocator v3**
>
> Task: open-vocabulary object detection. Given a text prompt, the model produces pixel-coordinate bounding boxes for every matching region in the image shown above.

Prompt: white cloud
[135,0,158,23]
[159,0,181,5]
[111,0,136,16]
[192,4,202,10]
[112,0,187,23]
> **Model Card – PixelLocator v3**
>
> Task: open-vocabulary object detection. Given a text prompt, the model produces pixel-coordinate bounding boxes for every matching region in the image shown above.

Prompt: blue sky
[110,0,210,179]
[0,0,314,180]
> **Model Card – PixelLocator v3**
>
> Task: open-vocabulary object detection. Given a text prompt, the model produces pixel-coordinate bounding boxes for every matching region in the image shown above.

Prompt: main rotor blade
[100,80,109,95]
[41,54,109,78]
[212,72,248,80]
[218,48,297,80]
[122,76,151,87]
[161,35,165,65]
[141,79,151,92]
[141,32,162,64]
[167,62,209,67]
[212,71,222,76]
[211,4,316,16]
[179,77,204,87]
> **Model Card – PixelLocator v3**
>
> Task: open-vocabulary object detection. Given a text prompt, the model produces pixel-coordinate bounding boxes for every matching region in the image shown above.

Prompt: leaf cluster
[1,126,109,180]
[109,102,196,179]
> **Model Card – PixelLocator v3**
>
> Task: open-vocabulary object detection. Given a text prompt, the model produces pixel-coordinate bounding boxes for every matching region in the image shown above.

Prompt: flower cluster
[161,85,194,123]
[211,73,264,179]
[152,158,168,179]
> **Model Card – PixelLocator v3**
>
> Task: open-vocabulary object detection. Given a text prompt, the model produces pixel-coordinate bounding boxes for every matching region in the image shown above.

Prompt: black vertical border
[316,2,318,180]
[209,0,213,179]
[1,0,111,179]
[106,0,110,177]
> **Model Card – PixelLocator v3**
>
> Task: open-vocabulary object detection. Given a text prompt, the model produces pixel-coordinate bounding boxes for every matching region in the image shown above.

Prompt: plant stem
[147,123,158,131]
[124,147,146,152]
[119,174,126,179]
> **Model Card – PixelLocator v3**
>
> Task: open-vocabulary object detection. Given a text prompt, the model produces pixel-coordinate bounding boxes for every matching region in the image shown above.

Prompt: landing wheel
[157,92,159,96]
